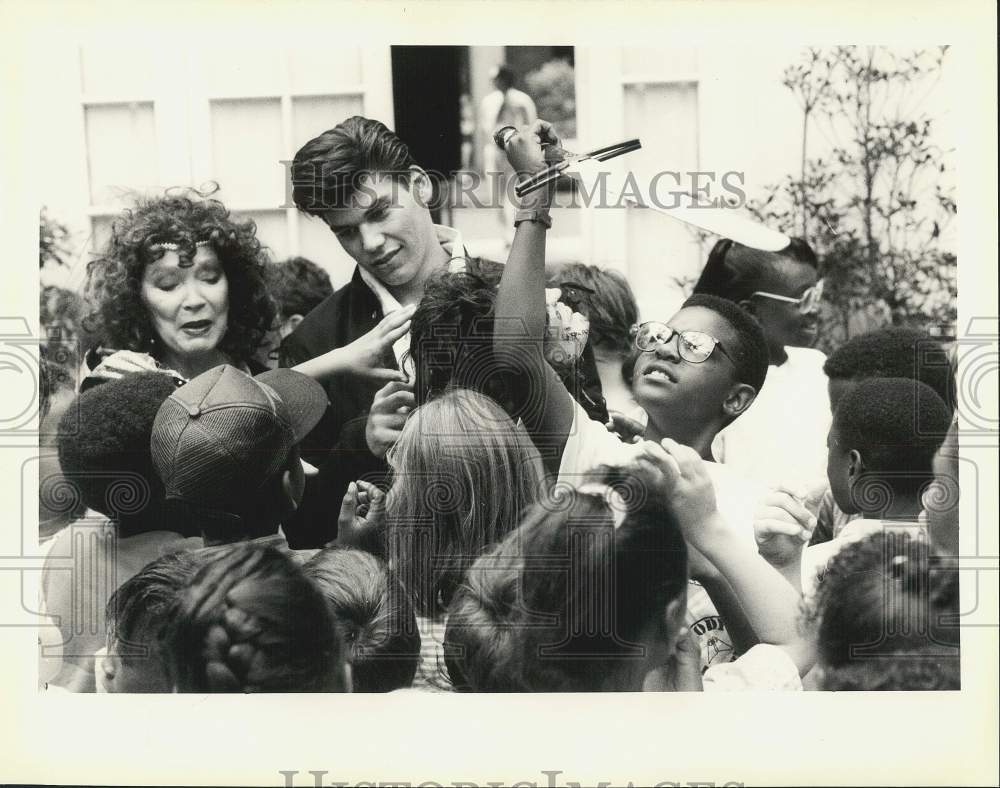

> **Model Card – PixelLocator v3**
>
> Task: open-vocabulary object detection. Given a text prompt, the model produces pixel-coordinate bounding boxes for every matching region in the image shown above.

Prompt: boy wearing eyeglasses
[494,121,774,673]
[693,238,831,492]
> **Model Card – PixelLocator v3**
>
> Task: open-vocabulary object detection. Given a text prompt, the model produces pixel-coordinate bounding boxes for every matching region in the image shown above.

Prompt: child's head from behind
[629,294,769,433]
[304,547,420,692]
[385,387,544,618]
[161,543,349,692]
[103,549,208,692]
[408,259,518,411]
[552,263,639,358]
[151,365,327,544]
[823,327,954,414]
[809,531,959,690]
[56,371,184,536]
[445,473,689,692]
[826,377,952,516]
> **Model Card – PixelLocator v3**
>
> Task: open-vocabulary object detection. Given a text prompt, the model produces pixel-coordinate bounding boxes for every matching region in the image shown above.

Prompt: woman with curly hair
[82,189,410,389]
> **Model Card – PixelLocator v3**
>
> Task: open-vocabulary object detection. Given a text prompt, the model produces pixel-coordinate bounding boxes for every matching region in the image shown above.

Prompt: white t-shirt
[703,643,802,691]
[558,403,768,672]
[800,518,927,599]
[712,346,830,492]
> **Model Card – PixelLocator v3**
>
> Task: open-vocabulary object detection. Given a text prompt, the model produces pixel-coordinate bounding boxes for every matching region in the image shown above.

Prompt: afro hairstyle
[810,530,959,689]
[56,371,185,534]
[832,377,953,480]
[823,327,954,409]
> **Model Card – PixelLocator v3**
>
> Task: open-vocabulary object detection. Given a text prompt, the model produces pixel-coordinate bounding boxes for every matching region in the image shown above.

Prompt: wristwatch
[514,207,552,229]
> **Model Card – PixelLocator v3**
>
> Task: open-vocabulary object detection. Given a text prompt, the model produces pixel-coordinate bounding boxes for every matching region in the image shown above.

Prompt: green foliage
[747,47,957,352]
[525,59,577,140]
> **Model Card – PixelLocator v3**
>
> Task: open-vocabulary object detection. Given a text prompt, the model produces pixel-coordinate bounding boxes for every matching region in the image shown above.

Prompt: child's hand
[336,305,415,382]
[364,379,415,459]
[84,349,183,387]
[638,438,720,541]
[337,480,387,549]
[606,411,646,444]
[753,487,817,568]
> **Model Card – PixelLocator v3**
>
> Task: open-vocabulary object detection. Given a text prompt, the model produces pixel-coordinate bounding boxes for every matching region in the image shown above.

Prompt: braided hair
[162,544,348,693]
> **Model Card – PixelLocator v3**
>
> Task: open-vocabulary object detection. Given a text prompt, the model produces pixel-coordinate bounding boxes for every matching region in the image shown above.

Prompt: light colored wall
[38,44,956,319]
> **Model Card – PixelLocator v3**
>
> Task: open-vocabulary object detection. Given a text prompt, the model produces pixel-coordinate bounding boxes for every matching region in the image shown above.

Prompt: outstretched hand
[627,438,720,540]
[84,349,183,387]
[336,305,415,382]
[364,379,415,459]
[753,487,817,569]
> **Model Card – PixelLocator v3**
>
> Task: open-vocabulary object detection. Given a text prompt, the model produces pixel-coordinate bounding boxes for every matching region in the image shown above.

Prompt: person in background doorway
[479,65,537,246]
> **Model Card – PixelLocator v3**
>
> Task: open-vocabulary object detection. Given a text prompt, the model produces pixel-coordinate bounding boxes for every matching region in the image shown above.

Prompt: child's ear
[847,449,864,479]
[665,597,686,631]
[280,464,305,514]
[723,383,757,420]
[100,650,119,692]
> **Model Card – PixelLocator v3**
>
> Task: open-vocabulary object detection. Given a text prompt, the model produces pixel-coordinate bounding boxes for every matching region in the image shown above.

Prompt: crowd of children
[38,116,960,694]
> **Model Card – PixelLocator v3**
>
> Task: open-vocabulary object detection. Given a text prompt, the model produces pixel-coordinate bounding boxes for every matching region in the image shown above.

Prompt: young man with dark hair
[280,117,479,547]
[280,116,606,548]
[493,120,774,672]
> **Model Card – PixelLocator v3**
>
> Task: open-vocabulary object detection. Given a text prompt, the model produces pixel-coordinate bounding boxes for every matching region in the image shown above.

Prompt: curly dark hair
[56,370,189,536]
[84,190,276,367]
[808,531,959,690]
[833,377,952,480]
[823,327,954,410]
[263,256,333,320]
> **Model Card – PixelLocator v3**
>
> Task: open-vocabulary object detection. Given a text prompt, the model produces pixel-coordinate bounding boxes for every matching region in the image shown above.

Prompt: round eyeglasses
[750,279,825,314]
[633,321,735,365]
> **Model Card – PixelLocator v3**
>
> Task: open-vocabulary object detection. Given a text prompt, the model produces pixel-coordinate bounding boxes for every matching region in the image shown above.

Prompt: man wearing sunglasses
[693,238,831,492]
[495,120,773,672]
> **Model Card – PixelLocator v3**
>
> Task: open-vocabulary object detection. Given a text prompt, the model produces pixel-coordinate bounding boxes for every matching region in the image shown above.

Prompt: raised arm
[636,439,815,675]
[493,121,577,467]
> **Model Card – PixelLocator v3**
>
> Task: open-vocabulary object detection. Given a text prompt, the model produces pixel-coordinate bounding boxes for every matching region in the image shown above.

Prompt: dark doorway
[391,46,464,221]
